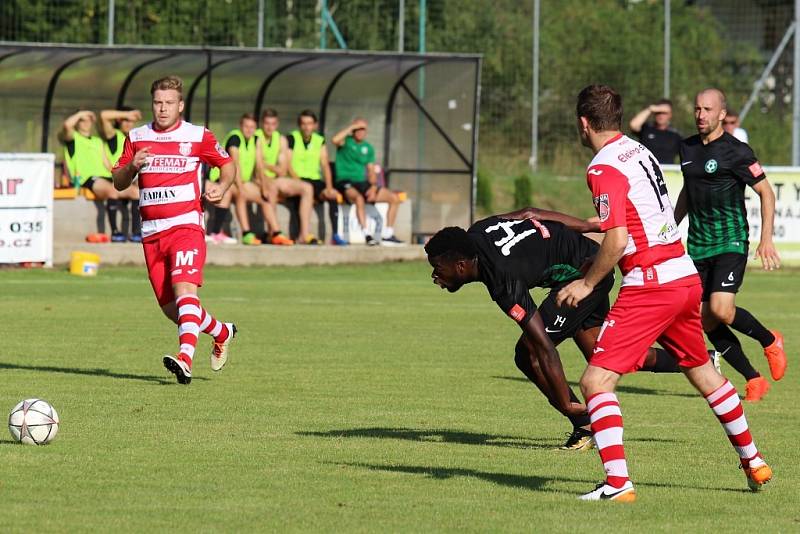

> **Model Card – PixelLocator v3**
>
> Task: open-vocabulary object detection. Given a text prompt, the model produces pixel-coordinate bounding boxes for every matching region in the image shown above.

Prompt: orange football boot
[744,376,770,402]
[270,233,294,246]
[741,456,773,491]
[763,330,786,381]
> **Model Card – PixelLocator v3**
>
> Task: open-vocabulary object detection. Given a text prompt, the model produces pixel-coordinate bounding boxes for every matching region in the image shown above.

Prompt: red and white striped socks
[587,392,629,488]
[176,294,229,367]
[705,380,762,467]
[199,307,230,343]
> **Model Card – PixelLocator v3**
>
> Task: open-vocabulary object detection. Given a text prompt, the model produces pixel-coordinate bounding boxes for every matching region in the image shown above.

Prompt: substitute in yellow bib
[60,109,138,241]
[286,109,338,242]
[255,108,319,245]
[100,106,142,242]
[208,113,292,246]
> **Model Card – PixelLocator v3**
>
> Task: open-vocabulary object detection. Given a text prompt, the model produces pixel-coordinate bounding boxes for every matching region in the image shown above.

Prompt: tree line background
[1,0,794,214]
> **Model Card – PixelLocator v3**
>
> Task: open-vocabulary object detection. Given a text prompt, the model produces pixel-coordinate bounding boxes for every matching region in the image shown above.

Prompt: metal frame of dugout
[0,43,482,240]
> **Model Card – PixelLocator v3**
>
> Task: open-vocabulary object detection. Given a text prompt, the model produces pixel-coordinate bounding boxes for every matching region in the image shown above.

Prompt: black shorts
[335,180,375,199]
[693,252,748,301]
[301,178,326,200]
[537,273,614,345]
[82,176,113,191]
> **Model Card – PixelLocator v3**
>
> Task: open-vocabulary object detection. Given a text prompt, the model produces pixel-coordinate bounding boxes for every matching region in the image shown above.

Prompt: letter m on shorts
[175,250,196,267]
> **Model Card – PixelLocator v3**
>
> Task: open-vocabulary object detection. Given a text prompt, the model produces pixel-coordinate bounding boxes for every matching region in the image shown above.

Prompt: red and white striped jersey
[586,133,697,287]
[114,120,231,241]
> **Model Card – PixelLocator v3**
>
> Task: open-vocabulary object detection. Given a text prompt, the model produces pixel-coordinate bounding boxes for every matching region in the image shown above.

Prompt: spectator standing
[723,109,749,143]
[628,99,682,164]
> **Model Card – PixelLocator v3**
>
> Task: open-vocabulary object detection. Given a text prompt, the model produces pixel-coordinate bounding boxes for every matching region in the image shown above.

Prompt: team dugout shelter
[0,43,481,240]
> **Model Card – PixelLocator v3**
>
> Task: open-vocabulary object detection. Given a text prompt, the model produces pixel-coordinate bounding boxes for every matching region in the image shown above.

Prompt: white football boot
[210,324,237,372]
[579,481,636,502]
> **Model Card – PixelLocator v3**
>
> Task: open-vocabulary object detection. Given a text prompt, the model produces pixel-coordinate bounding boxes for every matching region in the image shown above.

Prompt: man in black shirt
[425,211,686,450]
[674,88,786,402]
[629,99,683,164]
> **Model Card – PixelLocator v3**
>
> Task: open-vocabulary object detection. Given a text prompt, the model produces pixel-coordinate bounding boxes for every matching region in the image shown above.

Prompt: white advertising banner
[0,154,54,266]
[663,164,800,261]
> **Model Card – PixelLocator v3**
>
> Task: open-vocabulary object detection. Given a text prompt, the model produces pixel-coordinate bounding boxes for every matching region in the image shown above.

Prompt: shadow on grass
[298,427,557,449]
[340,462,751,494]
[493,376,697,399]
[301,426,679,447]
[0,362,208,384]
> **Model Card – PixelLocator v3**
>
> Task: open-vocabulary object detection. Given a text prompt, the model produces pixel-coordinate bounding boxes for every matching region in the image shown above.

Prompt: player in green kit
[332,118,403,245]
[674,88,786,402]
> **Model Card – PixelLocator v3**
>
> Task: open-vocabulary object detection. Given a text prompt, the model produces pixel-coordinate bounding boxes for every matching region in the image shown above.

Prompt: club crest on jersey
[704,159,718,173]
[178,142,192,156]
[593,193,610,222]
[215,142,229,158]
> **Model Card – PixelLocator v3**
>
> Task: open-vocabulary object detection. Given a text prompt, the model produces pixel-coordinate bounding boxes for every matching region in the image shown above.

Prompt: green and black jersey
[679,132,766,260]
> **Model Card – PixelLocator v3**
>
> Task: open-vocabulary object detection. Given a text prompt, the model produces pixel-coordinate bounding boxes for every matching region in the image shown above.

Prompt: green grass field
[1,263,798,532]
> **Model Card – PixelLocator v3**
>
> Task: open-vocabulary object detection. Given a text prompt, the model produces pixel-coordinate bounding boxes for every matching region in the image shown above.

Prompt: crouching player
[424,213,688,450]
[112,75,236,384]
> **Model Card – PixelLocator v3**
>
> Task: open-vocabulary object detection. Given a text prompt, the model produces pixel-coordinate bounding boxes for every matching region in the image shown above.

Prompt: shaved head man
[694,88,727,138]
[674,88,786,401]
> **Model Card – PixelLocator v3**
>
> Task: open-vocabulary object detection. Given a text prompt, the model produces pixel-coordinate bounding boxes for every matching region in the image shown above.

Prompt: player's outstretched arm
[752,179,780,270]
[499,207,600,233]
[522,313,586,416]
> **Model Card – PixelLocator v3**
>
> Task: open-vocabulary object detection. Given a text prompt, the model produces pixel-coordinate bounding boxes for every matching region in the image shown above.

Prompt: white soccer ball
[8,399,60,445]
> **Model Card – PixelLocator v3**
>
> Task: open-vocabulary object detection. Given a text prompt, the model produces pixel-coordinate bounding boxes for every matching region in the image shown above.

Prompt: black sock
[707,323,760,380]
[131,200,141,235]
[328,200,338,235]
[119,199,130,235]
[649,348,681,373]
[105,200,120,233]
[209,207,228,234]
[730,307,775,348]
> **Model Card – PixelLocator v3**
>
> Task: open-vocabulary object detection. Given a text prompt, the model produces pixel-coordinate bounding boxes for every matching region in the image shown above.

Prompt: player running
[674,88,786,402]
[424,213,688,451]
[112,75,237,385]
[558,85,771,501]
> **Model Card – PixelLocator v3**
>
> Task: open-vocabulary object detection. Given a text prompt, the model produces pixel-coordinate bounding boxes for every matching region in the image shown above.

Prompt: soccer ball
[8,399,60,445]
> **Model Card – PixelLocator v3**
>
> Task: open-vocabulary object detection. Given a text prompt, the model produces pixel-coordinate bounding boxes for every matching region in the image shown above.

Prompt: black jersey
[469,216,600,326]
[679,132,765,260]
[638,123,682,164]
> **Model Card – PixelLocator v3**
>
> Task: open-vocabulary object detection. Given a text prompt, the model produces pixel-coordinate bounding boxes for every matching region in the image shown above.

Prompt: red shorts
[590,277,709,374]
[142,227,206,306]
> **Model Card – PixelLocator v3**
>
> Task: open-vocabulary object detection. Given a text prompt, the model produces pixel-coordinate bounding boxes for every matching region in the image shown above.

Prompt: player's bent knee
[710,303,735,324]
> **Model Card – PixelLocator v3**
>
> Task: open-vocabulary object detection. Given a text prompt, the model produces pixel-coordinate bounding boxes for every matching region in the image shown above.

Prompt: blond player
[112,76,237,384]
